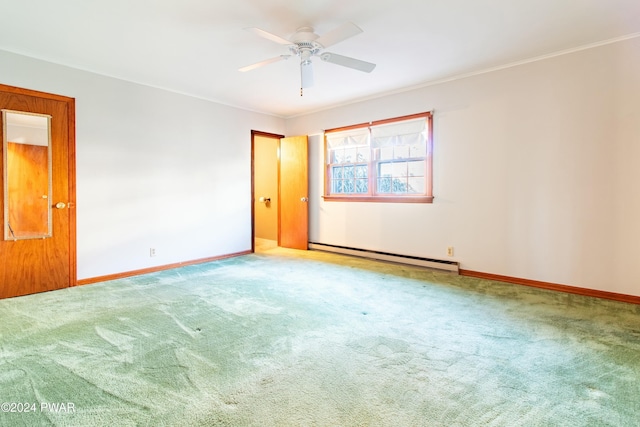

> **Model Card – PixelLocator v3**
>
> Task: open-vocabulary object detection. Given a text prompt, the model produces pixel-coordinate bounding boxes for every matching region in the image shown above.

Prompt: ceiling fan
[239,22,376,95]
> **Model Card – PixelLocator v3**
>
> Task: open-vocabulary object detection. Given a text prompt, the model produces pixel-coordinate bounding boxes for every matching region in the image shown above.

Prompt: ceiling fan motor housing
[291,27,318,43]
[290,42,321,64]
[289,28,322,64]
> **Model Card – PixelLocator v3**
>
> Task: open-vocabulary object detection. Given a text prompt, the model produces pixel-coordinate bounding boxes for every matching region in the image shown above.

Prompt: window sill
[322,195,434,204]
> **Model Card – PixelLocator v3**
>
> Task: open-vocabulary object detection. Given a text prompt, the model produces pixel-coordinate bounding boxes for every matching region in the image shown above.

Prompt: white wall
[287,37,640,296]
[3,37,639,296]
[0,49,285,280]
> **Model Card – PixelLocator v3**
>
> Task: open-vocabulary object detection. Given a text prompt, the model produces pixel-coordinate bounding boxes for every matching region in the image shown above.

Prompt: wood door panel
[0,85,74,299]
[279,135,308,250]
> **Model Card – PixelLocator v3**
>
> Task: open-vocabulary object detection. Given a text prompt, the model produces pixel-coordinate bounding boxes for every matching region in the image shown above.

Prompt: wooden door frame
[0,83,77,286]
[250,130,284,253]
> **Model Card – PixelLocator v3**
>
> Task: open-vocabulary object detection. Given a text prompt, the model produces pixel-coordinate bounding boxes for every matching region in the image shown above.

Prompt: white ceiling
[1,0,639,118]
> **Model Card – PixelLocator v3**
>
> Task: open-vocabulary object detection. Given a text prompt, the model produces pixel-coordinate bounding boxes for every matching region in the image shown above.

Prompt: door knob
[300,197,309,202]
[55,202,66,209]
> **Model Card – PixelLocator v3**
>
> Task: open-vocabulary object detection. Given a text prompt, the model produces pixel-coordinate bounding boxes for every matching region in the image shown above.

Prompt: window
[324,112,433,203]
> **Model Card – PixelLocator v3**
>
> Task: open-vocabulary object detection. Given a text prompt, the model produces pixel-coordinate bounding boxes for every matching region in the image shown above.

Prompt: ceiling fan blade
[320,52,376,73]
[239,55,290,72]
[315,22,363,48]
[301,61,314,89]
[246,27,292,45]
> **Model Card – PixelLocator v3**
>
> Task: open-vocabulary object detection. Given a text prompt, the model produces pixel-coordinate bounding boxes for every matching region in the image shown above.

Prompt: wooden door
[0,84,76,299]
[278,135,308,250]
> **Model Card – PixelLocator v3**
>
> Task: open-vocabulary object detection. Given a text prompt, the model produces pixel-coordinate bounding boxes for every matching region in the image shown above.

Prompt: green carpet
[1,247,639,426]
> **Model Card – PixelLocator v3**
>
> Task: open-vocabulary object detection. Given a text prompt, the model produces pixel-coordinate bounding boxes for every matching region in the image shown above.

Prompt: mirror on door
[2,109,53,240]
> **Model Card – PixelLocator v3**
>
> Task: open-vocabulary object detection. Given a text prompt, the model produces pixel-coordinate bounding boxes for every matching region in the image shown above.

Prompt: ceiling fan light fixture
[300,48,313,64]
[300,61,314,96]
[301,62,314,88]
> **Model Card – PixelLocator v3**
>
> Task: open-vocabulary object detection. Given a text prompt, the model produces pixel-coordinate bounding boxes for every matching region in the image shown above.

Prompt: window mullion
[369,160,376,196]
[367,128,374,196]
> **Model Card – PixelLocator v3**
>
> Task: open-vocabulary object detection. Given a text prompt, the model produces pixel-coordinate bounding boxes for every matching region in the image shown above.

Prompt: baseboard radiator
[308,242,459,273]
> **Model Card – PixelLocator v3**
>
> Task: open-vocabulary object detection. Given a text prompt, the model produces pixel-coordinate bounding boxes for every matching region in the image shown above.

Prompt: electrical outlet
[150,248,156,257]
[447,246,454,257]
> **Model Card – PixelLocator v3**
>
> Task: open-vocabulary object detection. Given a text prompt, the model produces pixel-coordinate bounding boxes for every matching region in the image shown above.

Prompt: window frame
[323,112,433,203]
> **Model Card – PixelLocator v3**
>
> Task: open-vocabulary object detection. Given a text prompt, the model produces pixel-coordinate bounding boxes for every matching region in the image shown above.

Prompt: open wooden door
[0,84,76,299]
[278,135,308,250]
